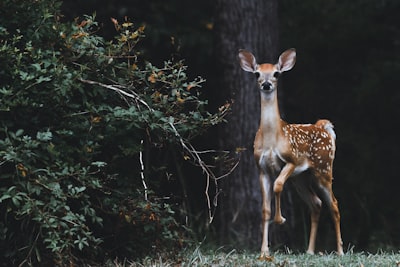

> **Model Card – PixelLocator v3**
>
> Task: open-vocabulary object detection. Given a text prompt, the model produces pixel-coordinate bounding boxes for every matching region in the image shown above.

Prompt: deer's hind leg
[317,175,344,255]
[292,176,322,255]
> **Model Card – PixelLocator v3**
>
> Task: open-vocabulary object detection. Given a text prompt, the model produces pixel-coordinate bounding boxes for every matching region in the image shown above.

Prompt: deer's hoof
[258,253,274,261]
[274,216,286,224]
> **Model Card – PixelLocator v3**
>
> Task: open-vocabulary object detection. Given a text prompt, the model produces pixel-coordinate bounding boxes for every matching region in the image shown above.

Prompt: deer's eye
[273,71,280,78]
[255,72,260,79]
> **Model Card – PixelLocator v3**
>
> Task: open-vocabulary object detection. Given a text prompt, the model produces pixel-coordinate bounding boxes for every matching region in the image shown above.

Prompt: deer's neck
[259,91,283,145]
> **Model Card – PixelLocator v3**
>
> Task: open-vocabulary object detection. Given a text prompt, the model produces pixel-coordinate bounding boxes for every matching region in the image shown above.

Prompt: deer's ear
[238,50,257,72]
[277,48,296,72]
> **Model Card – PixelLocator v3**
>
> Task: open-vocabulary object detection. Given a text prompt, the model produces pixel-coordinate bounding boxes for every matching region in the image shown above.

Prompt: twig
[168,121,230,224]
[139,139,148,201]
[79,79,153,111]
[18,229,40,267]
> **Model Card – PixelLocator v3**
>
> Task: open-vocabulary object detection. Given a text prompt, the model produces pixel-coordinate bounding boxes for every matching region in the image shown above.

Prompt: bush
[0,1,229,265]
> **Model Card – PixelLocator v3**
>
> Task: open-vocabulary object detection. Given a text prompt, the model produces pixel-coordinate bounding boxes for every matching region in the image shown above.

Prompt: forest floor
[102,248,400,267]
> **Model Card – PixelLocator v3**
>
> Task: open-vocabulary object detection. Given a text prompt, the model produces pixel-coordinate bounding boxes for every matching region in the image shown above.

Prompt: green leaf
[35,76,52,83]
[15,129,24,137]
[36,130,53,141]
[11,196,20,207]
[0,194,11,203]
[91,161,107,168]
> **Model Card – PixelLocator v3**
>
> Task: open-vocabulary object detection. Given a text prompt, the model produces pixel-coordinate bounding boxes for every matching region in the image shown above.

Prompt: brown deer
[238,49,344,258]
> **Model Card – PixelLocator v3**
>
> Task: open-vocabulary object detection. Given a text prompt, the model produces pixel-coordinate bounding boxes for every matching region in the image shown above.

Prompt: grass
[103,247,400,267]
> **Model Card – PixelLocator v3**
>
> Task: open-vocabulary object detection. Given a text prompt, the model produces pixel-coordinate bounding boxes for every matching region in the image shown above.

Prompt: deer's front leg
[273,163,295,224]
[259,172,272,259]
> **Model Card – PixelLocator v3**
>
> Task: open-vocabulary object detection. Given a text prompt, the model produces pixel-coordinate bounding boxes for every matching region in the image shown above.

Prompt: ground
[103,249,400,267]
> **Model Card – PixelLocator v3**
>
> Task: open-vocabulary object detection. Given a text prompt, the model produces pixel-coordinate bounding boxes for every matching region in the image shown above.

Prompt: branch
[79,78,153,111]
[139,139,148,201]
[167,121,239,224]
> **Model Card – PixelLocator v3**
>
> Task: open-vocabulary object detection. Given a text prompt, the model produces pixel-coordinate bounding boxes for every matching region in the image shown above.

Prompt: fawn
[238,49,344,258]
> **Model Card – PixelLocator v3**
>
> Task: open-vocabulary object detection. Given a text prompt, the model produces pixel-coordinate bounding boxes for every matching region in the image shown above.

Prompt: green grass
[105,248,400,267]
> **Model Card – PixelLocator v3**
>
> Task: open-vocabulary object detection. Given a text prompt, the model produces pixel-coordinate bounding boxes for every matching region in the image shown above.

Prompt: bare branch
[79,79,153,111]
[139,139,148,201]
[167,121,238,224]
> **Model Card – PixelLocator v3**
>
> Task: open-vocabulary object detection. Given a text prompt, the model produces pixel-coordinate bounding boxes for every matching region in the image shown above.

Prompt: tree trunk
[214,0,293,250]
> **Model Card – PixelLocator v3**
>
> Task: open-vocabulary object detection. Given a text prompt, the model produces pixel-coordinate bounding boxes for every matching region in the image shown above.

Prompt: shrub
[0,1,229,265]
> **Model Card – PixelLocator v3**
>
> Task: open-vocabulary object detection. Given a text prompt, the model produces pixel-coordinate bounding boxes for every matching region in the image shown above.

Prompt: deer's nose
[261,82,273,91]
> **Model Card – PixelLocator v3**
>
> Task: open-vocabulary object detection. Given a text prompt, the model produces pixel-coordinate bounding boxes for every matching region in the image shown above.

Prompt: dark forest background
[60,0,400,251]
[1,0,399,265]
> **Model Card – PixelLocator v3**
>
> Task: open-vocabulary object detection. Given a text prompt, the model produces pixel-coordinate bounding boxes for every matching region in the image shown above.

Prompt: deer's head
[238,49,296,93]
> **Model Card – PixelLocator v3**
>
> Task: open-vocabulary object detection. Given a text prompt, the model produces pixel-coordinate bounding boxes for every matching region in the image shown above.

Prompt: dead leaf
[91,116,101,123]
[122,22,133,28]
[110,17,118,26]
[148,73,157,83]
[258,255,274,262]
[77,20,87,28]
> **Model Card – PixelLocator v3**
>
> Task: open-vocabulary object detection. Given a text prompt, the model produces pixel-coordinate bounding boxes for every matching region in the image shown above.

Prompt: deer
[238,48,344,259]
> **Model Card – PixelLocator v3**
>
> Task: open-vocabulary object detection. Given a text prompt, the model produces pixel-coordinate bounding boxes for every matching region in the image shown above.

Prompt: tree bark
[214,0,292,250]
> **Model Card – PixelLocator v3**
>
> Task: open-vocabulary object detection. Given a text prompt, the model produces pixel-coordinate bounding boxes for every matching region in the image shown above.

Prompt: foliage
[0,0,230,265]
